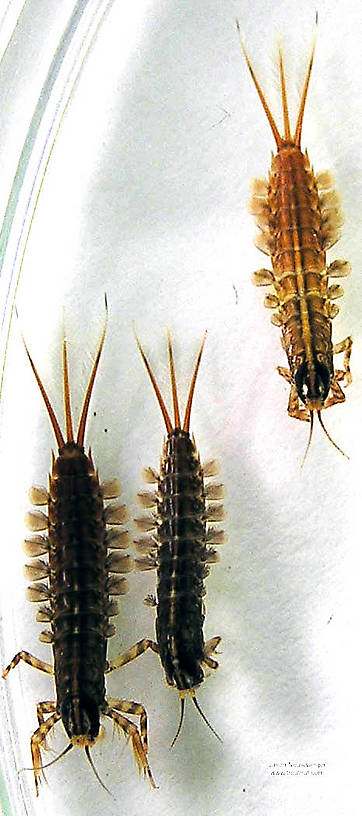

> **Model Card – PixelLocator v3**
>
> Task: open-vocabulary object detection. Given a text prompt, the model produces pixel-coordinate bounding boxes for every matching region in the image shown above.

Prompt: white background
[0,0,361,815]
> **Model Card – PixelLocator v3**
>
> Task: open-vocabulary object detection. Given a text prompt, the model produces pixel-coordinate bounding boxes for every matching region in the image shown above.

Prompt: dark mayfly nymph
[3,314,156,791]
[128,334,225,743]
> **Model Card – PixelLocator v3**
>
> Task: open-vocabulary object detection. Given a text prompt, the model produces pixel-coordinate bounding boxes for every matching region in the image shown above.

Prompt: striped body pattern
[37,446,128,738]
[155,429,210,690]
[3,317,155,792]
[133,335,224,739]
[239,26,352,451]
[48,446,109,725]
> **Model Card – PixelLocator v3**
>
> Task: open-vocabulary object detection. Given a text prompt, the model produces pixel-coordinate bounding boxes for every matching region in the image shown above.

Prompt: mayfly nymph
[2,311,156,792]
[237,23,352,457]
[128,334,225,744]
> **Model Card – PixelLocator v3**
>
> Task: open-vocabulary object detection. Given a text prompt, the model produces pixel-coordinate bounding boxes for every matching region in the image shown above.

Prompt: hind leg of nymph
[322,378,346,410]
[2,650,53,679]
[36,701,57,728]
[31,710,61,795]
[287,383,310,421]
[277,368,309,420]
[107,697,149,753]
[104,707,157,788]
[333,335,352,386]
[36,701,58,752]
[106,638,159,674]
[203,636,222,670]
[277,365,293,384]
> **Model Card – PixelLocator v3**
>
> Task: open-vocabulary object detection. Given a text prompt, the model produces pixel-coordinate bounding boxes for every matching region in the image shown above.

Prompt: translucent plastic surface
[0,1,361,815]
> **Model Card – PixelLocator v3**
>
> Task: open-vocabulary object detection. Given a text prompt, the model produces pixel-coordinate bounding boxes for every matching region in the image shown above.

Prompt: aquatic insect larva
[129,333,225,743]
[238,23,352,455]
[2,314,156,792]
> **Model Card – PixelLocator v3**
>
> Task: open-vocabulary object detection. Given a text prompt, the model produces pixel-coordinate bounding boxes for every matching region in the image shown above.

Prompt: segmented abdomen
[269,147,332,373]
[156,430,207,691]
[48,447,108,710]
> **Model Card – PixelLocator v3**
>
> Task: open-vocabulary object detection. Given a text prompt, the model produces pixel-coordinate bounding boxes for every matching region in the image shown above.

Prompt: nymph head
[61,694,100,745]
[294,362,348,463]
[295,361,331,410]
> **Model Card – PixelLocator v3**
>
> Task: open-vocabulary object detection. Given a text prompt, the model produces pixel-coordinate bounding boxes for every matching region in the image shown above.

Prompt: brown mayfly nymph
[2,312,156,792]
[238,23,352,457]
[127,334,225,744]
